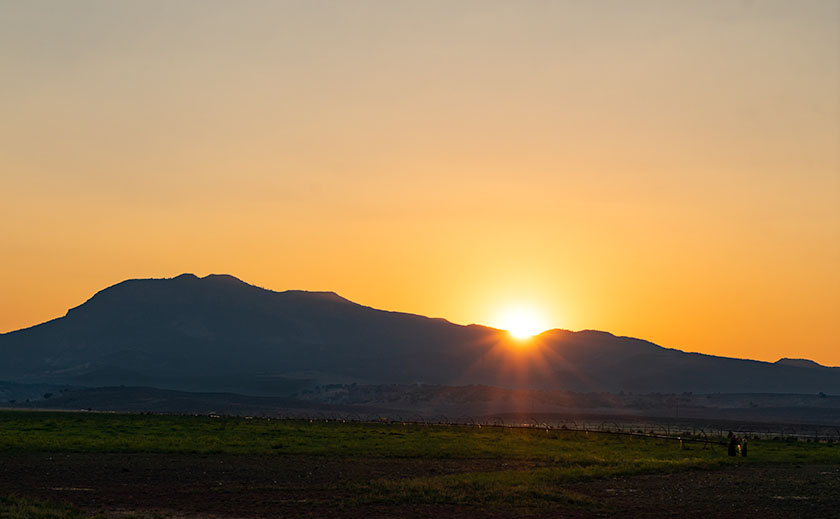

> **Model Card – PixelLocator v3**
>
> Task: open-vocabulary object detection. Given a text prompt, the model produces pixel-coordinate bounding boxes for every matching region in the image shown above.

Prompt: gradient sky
[2,1,839,365]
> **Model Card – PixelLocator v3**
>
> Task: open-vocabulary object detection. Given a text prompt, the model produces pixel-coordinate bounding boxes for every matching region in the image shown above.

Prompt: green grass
[357,456,724,508]
[1,410,836,464]
[2,410,838,511]
[0,495,93,519]
[362,471,599,508]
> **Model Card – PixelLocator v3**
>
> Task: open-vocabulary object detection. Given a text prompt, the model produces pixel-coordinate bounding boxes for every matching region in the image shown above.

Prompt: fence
[230,410,840,444]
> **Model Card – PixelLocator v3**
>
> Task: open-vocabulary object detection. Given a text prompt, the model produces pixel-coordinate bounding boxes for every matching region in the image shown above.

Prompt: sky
[1,1,839,365]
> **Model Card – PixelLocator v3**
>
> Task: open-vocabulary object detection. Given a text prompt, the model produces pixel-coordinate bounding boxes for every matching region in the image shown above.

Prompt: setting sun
[496,305,549,340]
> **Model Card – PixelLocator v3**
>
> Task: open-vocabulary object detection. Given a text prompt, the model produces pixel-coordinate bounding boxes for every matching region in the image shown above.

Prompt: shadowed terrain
[2,274,839,397]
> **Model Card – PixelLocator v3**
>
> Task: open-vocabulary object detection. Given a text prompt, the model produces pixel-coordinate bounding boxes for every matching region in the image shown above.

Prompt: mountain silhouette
[1,274,838,395]
[774,358,827,369]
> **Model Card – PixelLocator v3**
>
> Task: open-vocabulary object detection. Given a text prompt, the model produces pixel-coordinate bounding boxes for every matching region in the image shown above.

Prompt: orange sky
[2,1,839,365]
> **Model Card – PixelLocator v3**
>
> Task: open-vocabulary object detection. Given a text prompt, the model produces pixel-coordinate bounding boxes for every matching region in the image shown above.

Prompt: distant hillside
[2,274,839,395]
[5,382,840,426]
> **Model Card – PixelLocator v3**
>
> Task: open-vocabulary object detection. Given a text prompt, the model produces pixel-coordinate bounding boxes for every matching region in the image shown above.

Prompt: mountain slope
[775,358,827,369]
[1,274,838,395]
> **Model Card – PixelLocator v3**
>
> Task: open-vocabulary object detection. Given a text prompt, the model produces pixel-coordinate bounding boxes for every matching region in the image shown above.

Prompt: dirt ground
[2,451,839,518]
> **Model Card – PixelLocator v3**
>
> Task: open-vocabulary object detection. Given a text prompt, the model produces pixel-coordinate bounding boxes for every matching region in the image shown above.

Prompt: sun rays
[495,305,549,340]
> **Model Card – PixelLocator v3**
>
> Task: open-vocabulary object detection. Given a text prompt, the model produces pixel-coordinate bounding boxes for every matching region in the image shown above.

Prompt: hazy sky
[2,1,839,365]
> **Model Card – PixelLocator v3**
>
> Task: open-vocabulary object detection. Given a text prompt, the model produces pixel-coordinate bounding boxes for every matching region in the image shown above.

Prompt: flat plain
[1,410,838,518]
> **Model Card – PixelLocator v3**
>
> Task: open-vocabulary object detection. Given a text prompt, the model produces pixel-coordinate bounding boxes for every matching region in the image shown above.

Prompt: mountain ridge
[2,273,838,396]
[775,358,831,369]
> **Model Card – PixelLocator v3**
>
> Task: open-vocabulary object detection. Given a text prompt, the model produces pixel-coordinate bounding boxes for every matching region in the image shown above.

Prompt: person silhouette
[728,432,739,456]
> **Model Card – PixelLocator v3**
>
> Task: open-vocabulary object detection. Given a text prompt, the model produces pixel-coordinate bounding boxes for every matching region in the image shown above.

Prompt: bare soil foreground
[2,452,839,518]
[1,411,839,518]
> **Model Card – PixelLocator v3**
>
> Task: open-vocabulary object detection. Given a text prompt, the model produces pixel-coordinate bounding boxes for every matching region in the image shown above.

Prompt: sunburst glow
[496,306,548,340]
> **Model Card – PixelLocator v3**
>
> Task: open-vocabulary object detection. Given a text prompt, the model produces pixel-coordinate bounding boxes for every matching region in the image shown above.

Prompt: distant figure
[728,432,739,456]
[741,437,748,457]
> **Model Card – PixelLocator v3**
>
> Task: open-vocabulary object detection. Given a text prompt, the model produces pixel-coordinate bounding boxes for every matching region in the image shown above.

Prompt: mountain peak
[775,358,826,369]
[200,274,248,285]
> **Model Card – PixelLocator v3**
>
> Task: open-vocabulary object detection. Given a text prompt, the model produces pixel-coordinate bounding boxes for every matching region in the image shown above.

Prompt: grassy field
[1,410,838,517]
[0,494,94,519]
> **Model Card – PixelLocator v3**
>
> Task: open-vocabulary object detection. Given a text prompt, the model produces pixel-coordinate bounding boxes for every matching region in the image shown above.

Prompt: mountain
[775,358,826,369]
[2,274,839,395]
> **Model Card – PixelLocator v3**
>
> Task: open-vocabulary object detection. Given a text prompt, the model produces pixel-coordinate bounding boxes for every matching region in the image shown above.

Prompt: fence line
[230,411,840,443]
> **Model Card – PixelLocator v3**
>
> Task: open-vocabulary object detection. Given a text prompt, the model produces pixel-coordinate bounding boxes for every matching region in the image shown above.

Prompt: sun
[495,305,548,340]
